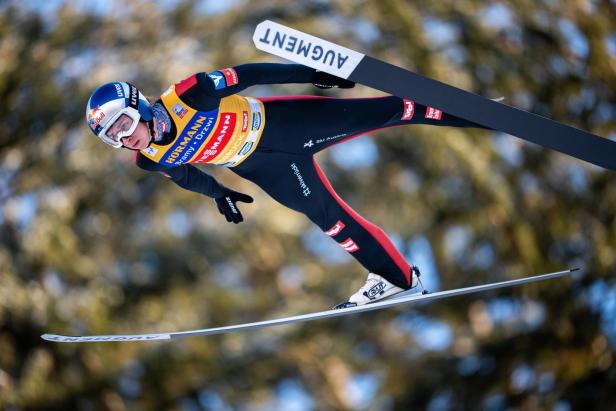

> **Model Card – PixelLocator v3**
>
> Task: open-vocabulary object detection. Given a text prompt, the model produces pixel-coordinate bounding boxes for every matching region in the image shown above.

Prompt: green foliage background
[1,1,615,410]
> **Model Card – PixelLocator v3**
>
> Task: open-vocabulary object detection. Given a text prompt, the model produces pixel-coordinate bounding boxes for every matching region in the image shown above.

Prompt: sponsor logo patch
[402,99,415,120]
[253,20,364,79]
[239,141,253,155]
[325,221,345,236]
[425,106,442,120]
[143,146,158,156]
[311,133,346,147]
[172,103,188,119]
[226,196,238,214]
[129,85,138,107]
[251,112,262,131]
[365,281,386,299]
[114,83,123,97]
[291,163,311,197]
[193,112,237,163]
[220,68,239,87]
[242,111,249,132]
[161,110,218,165]
[340,238,359,253]
[208,71,227,90]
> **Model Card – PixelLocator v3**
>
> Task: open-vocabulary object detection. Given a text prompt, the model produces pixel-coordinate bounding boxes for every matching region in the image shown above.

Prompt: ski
[252,20,616,171]
[41,268,578,343]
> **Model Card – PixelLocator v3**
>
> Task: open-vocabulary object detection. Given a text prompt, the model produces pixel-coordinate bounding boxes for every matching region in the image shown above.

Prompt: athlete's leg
[232,151,413,288]
[257,95,486,155]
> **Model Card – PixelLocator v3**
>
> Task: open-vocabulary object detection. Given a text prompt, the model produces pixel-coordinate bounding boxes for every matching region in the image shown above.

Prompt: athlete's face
[121,121,151,150]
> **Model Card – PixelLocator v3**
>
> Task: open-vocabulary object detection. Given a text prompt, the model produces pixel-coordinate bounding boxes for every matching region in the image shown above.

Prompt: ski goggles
[98,109,140,148]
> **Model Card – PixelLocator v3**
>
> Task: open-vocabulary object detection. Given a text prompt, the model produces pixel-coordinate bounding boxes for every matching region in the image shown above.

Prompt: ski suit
[136,63,482,289]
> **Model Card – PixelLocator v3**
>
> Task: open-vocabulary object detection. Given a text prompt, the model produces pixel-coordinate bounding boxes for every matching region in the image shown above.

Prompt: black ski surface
[253,20,616,170]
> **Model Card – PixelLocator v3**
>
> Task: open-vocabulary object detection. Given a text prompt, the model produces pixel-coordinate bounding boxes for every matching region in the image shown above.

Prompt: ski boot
[334,266,421,309]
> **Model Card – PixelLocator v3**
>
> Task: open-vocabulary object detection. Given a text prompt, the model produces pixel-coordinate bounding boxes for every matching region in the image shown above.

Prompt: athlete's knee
[320,218,363,255]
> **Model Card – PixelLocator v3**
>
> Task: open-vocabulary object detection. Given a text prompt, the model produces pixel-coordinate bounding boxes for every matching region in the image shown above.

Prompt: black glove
[312,70,355,89]
[214,189,254,224]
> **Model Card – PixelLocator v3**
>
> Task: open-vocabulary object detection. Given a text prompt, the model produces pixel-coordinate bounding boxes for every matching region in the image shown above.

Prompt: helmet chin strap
[147,120,156,147]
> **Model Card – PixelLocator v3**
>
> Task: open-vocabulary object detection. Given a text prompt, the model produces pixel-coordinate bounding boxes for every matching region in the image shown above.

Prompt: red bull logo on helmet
[88,107,106,128]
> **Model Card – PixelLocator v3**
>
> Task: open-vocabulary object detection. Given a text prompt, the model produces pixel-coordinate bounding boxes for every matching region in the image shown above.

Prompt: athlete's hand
[215,189,254,224]
[313,70,355,89]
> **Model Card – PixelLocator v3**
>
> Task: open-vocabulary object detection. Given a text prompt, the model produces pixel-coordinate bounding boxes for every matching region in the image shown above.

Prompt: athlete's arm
[135,153,253,223]
[202,63,315,96]
[176,63,354,109]
[216,63,354,94]
[135,152,227,197]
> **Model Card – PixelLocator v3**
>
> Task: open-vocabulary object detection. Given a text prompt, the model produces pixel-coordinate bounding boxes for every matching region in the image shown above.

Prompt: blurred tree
[0,0,615,410]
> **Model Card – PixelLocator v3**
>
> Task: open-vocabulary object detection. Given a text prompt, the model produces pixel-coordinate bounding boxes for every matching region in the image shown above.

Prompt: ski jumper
[136,63,483,289]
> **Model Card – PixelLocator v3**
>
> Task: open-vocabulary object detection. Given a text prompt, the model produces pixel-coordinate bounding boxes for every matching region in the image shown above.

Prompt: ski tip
[568,267,585,280]
[41,333,172,343]
[41,334,62,342]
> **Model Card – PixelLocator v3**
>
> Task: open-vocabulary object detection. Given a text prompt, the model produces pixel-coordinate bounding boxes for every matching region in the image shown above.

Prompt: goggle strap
[127,83,139,111]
